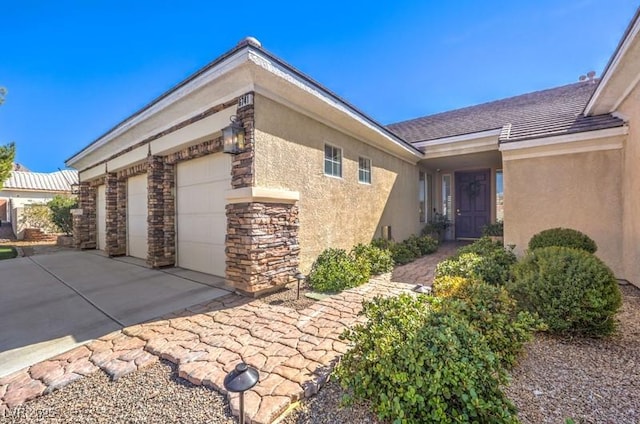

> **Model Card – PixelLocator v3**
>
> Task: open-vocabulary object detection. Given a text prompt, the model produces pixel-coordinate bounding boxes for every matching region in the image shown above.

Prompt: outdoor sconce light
[222,115,245,154]
[294,272,306,300]
[224,362,259,424]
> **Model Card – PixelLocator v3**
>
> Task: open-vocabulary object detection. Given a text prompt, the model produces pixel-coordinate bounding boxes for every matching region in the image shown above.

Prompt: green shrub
[48,195,77,235]
[371,238,394,251]
[433,276,543,368]
[415,235,438,255]
[371,235,438,268]
[336,294,519,424]
[390,242,418,265]
[402,236,422,257]
[436,237,516,285]
[308,248,371,293]
[508,247,621,336]
[528,227,597,253]
[351,243,394,275]
[482,220,504,236]
[435,252,484,279]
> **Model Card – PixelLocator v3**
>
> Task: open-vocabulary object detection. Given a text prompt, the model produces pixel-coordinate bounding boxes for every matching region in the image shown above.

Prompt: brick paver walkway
[391,242,462,285]
[0,244,460,423]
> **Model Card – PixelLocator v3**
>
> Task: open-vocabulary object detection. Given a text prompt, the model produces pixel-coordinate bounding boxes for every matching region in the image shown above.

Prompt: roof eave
[584,7,640,115]
[67,41,423,168]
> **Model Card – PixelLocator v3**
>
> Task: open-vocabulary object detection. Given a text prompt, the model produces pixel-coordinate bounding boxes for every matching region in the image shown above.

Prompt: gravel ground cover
[3,360,236,424]
[504,283,640,424]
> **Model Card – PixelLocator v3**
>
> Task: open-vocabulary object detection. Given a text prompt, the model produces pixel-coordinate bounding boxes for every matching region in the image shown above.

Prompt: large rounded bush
[336,294,518,424]
[508,246,621,336]
[528,227,597,253]
[308,248,371,293]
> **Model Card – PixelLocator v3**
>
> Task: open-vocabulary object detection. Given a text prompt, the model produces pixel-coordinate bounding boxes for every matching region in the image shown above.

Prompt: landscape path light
[223,362,259,424]
[294,271,306,300]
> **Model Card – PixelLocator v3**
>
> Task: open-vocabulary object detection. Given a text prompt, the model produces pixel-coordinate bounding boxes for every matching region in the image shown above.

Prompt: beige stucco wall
[253,95,422,271]
[618,83,640,286]
[503,148,623,276]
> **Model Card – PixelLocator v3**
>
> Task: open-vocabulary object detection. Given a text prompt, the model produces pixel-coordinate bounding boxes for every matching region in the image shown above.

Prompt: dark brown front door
[455,170,491,239]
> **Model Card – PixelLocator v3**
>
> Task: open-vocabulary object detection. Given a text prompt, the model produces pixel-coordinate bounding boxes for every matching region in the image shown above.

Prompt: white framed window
[358,157,371,184]
[324,144,342,178]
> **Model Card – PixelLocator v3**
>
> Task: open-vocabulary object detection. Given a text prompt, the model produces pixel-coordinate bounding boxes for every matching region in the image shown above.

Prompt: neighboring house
[66,9,640,294]
[0,169,78,238]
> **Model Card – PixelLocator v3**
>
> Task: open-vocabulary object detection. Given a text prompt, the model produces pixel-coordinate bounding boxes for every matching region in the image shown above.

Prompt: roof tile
[387,81,625,144]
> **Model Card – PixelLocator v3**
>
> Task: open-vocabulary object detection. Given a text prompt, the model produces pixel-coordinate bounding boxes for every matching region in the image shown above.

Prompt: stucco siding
[254,95,421,271]
[618,83,640,286]
[503,149,623,276]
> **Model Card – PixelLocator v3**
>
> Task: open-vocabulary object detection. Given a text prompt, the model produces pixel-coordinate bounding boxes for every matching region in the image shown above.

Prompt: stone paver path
[391,241,461,285]
[0,244,460,423]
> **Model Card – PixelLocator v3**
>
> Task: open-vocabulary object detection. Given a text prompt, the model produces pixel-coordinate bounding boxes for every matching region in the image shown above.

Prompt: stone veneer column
[225,93,300,294]
[115,179,127,255]
[147,155,175,267]
[163,162,176,264]
[104,173,120,256]
[226,202,300,295]
[73,182,96,249]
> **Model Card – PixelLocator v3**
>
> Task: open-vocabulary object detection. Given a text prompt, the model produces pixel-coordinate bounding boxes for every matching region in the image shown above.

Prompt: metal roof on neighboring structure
[387,81,625,144]
[2,170,78,192]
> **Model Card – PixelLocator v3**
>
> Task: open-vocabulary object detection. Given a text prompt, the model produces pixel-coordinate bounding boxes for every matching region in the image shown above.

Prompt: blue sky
[1,1,637,172]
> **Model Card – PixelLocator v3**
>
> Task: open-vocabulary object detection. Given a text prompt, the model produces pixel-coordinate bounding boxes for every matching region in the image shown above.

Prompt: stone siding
[147,155,175,267]
[72,182,97,249]
[226,202,300,295]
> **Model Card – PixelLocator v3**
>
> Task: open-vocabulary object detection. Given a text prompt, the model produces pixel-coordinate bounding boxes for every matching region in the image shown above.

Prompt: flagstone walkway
[0,245,459,424]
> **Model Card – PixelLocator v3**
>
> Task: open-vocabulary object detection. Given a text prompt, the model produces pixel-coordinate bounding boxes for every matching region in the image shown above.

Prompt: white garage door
[96,185,106,250]
[127,174,148,260]
[176,153,230,276]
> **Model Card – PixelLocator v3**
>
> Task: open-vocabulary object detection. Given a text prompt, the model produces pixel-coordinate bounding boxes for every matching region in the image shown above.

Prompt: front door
[455,170,491,239]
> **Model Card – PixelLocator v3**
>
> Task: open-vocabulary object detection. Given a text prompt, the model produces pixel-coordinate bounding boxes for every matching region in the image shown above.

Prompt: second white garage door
[127,174,148,260]
[176,153,230,276]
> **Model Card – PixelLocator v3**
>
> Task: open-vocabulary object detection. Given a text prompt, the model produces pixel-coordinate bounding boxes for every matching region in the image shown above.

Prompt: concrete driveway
[0,250,230,377]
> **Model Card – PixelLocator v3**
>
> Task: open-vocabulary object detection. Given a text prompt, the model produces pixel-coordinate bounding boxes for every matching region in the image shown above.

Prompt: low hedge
[508,246,621,336]
[528,227,597,253]
[373,235,439,266]
[308,248,371,293]
[435,237,516,285]
[433,276,543,368]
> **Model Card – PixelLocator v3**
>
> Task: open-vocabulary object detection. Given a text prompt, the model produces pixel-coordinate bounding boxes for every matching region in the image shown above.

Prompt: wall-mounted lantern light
[222,115,246,154]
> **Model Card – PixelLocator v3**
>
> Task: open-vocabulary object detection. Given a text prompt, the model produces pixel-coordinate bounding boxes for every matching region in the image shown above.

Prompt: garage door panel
[178,214,226,245]
[177,241,226,277]
[176,154,229,276]
[127,194,148,216]
[176,181,227,214]
[177,155,230,186]
[127,174,148,260]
